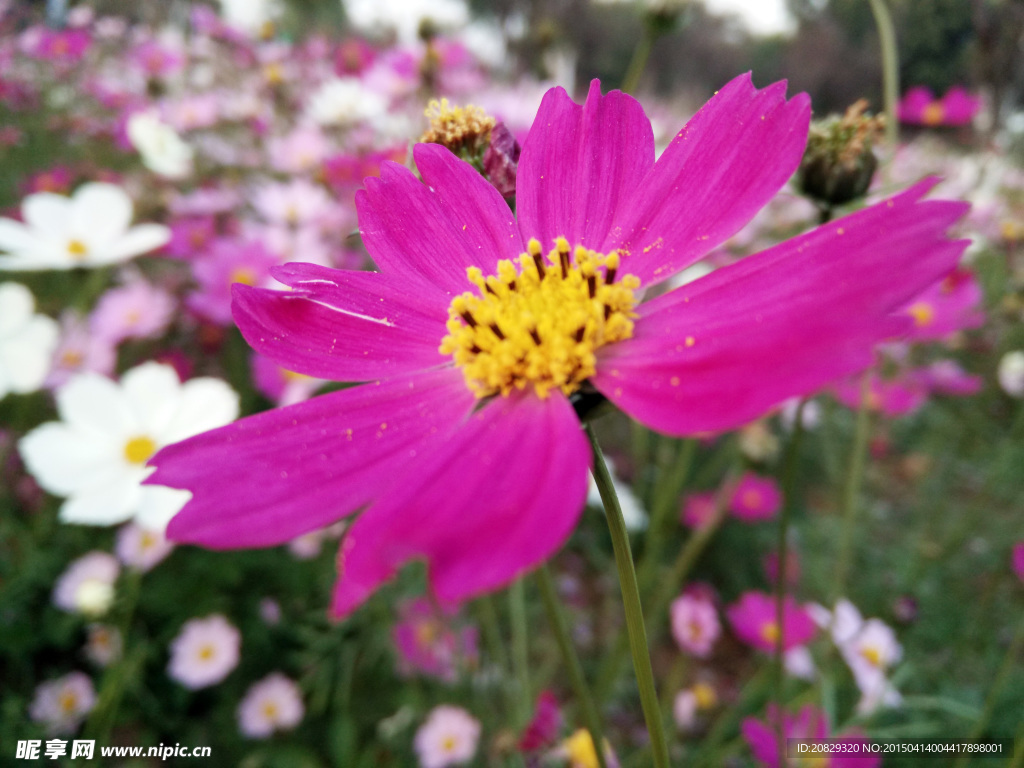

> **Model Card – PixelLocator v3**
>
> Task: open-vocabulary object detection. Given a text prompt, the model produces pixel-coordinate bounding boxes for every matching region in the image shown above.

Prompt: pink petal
[232,266,448,382]
[154,367,475,548]
[332,391,590,618]
[356,154,517,298]
[594,181,970,435]
[605,74,811,287]
[516,80,654,252]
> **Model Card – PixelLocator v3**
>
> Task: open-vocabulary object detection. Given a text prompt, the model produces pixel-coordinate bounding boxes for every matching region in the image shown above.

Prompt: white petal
[162,377,239,443]
[136,484,192,533]
[55,372,135,437]
[19,423,122,495]
[121,362,182,436]
[23,192,72,232]
[0,220,43,257]
[70,183,133,244]
[0,282,34,333]
[0,314,59,393]
[59,479,141,526]
[100,224,171,263]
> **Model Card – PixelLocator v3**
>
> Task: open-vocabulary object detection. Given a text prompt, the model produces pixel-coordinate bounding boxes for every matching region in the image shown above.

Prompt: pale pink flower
[237,673,304,738]
[52,551,120,617]
[29,672,96,735]
[46,313,117,388]
[84,624,123,667]
[670,590,720,657]
[115,522,175,572]
[168,614,241,689]
[90,278,175,344]
[414,705,481,768]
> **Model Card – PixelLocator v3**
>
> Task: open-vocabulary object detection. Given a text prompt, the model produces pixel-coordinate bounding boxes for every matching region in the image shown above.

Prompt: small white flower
[219,0,282,36]
[0,282,58,399]
[587,458,648,532]
[413,705,480,768]
[115,522,175,571]
[168,614,241,690]
[127,112,194,179]
[0,184,170,271]
[237,673,305,738]
[343,0,469,44]
[19,362,239,532]
[305,77,388,128]
[997,350,1024,397]
[52,551,120,617]
[29,672,96,735]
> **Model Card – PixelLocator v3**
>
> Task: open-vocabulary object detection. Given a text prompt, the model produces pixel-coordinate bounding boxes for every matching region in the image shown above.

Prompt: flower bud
[797,100,885,208]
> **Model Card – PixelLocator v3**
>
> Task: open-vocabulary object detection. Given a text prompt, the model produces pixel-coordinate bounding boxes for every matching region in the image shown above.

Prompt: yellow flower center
[262,701,279,721]
[760,620,781,645]
[741,489,763,508]
[907,301,934,327]
[124,436,157,465]
[59,691,78,714]
[421,98,496,154]
[860,645,883,667]
[440,237,639,399]
[692,682,717,710]
[67,239,89,260]
[922,102,945,126]
[198,644,215,661]
[441,735,458,753]
[230,267,258,287]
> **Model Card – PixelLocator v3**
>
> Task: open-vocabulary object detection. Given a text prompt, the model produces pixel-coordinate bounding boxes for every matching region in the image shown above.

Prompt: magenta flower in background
[392,597,479,682]
[742,704,879,768]
[727,591,816,652]
[26,28,92,65]
[187,238,279,325]
[681,491,718,529]
[729,473,782,522]
[833,370,929,417]
[251,352,326,407]
[899,267,984,341]
[898,85,981,127]
[166,216,219,260]
[150,75,968,618]
[518,690,561,753]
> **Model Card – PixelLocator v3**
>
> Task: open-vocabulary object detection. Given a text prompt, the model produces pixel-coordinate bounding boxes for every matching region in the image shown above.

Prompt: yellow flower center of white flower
[440,237,639,399]
[692,682,717,710]
[67,239,88,260]
[75,580,114,616]
[124,436,157,465]
[907,301,934,327]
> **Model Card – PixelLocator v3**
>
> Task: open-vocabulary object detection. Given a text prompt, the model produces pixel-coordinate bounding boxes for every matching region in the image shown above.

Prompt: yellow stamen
[760,621,781,645]
[58,691,78,713]
[861,645,883,667]
[440,238,640,398]
[229,267,258,287]
[441,735,458,753]
[67,239,88,260]
[922,102,945,126]
[262,702,279,720]
[124,436,157,465]
[198,644,215,661]
[692,682,717,710]
[420,98,496,154]
[907,301,934,327]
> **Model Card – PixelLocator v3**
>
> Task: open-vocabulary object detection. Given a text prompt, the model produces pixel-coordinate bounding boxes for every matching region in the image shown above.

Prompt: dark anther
[529,328,542,344]
[460,311,477,328]
[587,275,596,298]
[532,253,545,276]
[605,266,617,284]
[603,304,612,320]
[559,250,570,279]
[469,343,482,354]
[508,279,517,291]
[485,283,497,296]
[489,322,506,340]
[573,326,585,342]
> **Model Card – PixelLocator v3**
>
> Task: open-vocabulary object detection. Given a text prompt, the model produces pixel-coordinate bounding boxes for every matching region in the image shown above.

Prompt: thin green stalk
[620,26,655,95]
[586,423,670,768]
[536,565,609,768]
[868,0,899,152]
[953,614,1024,768]
[509,577,532,726]
[775,400,807,768]
[832,377,872,602]
[477,595,516,716]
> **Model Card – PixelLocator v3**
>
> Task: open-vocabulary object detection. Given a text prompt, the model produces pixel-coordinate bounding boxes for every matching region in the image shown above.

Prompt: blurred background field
[0,0,1023,766]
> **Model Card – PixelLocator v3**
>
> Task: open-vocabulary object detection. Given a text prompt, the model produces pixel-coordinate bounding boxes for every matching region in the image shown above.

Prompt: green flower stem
[586,423,671,768]
[832,377,873,602]
[639,438,698,594]
[620,26,655,95]
[952,613,1024,768]
[775,400,807,768]
[868,0,899,152]
[509,577,532,726]
[477,595,516,716]
[535,565,609,768]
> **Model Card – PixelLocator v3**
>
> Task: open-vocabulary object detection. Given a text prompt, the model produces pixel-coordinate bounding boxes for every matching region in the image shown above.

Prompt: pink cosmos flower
[167,614,241,689]
[392,597,479,682]
[670,589,721,657]
[90,278,175,344]
[742,704,879,767]
[680,491,717,528]
[917,359,982,397]
[187,238,279,325]
[833,369,929,417]
[518,690,561,753]
[898,86,981,127]
[727,591,816,652]
[151,75,968,618]
[46,312,117,389]
[729,472,782,522]
[899,267,984,341]
[28,671,96,735]
[237,673,305,738]
[166,216,219,260]
[115,522,175,572]
[27,28,91,65]
[252,352,326,407]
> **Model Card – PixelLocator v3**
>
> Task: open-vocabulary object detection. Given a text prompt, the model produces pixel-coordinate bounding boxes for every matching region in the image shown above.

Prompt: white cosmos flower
[343,0,468,44]
[0,282,58,398]
[19,362,238,532]
[305,77,388,128]
[127,111,195,179]
[0,184,170,271]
